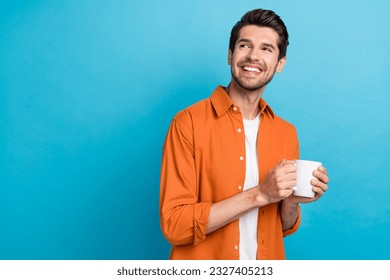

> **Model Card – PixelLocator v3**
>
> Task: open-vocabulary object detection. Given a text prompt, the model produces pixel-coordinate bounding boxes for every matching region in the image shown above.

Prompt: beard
[231,60,277,91]
[231,71,275,91]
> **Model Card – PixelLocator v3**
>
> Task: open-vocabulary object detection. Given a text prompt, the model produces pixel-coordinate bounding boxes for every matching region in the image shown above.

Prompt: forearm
[206,187,269,235]
[280,199,299,231]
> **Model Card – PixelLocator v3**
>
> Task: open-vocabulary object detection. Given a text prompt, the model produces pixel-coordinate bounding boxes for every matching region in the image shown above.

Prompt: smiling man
[160,9,329,260]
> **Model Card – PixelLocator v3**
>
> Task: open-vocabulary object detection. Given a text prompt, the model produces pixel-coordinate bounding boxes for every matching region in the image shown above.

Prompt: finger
[284,172,297,183]
[277,162,296,174]
[312,186,325,198]
[274,166,296,179]
[318,166,327,175]
[285,163,297,173]
[279,159,296,166]
[279,188,295,199]
[311,178,328,192]
[313,169,330,184]
[280,180,297,191]
[274,170,296,185]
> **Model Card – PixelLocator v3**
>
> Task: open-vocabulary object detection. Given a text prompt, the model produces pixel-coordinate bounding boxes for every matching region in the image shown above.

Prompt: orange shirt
[160,86,300,260]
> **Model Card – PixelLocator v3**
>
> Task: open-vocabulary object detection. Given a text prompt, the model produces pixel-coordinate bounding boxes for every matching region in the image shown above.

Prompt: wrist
[252,184,273,207]
[282,197,299,209]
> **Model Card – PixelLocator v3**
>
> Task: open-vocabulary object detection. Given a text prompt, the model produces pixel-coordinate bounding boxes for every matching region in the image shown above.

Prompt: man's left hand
[285,165,329,204]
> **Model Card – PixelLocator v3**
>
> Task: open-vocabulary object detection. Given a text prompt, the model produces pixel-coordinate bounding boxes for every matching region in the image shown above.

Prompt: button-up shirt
[160,86,300,259]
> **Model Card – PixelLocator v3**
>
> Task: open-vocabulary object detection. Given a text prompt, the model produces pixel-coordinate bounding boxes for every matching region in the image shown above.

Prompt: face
[228,25,286,91]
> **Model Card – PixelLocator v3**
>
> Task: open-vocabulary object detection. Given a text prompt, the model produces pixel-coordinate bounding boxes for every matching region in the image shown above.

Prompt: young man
[160,9,329,260]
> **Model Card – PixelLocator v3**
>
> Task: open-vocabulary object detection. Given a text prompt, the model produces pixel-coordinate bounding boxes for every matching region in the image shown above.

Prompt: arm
[207,159,298,234]
[161,115,316,243]
[206,187,266,234]
[280,165,329,232]
[160,116,211,245]
[279,129,301,234]
[280,199,299,232]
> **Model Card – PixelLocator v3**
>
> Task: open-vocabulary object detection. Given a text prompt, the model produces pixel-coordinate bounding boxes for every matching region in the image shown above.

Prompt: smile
[242,66,261,73]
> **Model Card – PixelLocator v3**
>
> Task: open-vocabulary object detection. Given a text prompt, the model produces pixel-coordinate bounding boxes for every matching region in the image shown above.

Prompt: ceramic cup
[292,160,322,198]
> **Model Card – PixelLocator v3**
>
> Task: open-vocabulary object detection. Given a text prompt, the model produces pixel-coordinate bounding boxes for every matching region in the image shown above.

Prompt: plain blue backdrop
[1,0,389,259]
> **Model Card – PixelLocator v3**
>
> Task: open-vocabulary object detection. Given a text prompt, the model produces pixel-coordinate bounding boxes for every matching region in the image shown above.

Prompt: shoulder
[168,97,211,140]
[269,114,299,158]
[273,115,296,131]
[268,113,298,142]
[261,98,296,136]
[173,97,212,125]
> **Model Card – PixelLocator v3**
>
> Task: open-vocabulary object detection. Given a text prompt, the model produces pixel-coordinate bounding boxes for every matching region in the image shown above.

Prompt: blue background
[1,0,389,260]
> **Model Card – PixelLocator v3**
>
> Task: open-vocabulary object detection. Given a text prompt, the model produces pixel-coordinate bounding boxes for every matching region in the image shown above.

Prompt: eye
[262,47,273,53]
[239,43,251,49]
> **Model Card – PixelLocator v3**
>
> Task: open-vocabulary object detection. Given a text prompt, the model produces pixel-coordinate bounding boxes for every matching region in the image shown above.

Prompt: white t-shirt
[239,114,260,260]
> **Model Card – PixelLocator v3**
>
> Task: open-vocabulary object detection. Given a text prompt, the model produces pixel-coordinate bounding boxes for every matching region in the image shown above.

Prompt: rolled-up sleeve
[282,125,301,237]
[160,113,211,245]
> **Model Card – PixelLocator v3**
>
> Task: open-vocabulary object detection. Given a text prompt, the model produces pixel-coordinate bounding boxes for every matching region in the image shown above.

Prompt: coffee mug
[292,159,322,198]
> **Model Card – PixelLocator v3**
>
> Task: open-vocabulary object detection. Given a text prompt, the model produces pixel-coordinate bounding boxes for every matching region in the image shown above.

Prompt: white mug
[292,159,322,198]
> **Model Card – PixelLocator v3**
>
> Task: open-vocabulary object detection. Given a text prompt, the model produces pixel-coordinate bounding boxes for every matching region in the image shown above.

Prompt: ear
[228,49,232,65]
[276,56,287,73]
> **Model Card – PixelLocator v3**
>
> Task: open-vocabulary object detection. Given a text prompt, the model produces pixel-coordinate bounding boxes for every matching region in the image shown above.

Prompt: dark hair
[229,9,289,60]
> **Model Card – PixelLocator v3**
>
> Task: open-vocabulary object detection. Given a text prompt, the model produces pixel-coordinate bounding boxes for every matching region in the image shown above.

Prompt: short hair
[229,9,289,60]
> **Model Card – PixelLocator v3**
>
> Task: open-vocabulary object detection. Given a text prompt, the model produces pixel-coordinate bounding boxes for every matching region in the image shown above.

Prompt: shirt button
[237,128,242,133]
[234,245,238,251]
[238,185,242,190]
[239,156,244,161]
[233,106,238,112]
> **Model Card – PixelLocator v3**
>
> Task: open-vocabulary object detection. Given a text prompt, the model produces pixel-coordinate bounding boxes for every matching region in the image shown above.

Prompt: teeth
[243,66,260,72]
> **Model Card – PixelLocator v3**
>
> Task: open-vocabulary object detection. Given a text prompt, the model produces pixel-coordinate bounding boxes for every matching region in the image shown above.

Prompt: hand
[258,159,296,204]
[285,165,330,205]
[311,165,329,199]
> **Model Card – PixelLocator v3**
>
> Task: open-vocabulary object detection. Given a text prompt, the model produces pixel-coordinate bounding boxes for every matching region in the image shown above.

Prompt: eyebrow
[261,42,276,50]
[237,38,252,45]
[237,38,276,50]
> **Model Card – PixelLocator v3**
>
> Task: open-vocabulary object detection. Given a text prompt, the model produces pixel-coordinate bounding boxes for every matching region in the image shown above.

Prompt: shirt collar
[210,85,275,119]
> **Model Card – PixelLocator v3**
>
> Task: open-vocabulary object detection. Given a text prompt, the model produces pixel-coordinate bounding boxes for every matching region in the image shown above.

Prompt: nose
[246,48,261,62]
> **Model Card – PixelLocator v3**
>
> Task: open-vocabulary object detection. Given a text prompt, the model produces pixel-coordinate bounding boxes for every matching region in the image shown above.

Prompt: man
[160,8,329,260]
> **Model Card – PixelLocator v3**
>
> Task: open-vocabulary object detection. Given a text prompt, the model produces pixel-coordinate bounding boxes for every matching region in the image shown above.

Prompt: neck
[226,82,265,120]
